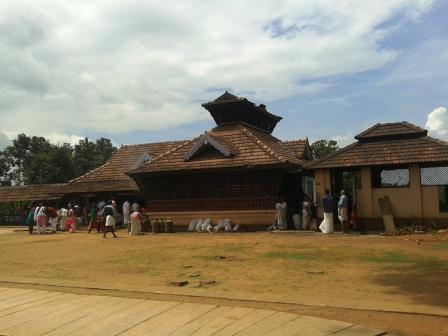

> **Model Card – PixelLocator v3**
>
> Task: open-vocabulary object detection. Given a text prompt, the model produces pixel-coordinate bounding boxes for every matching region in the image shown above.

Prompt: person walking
[103,201,118,238]
[319,189,334,234]
[338,190,349,233]
[87,204,97,233]
[36,204,47,235]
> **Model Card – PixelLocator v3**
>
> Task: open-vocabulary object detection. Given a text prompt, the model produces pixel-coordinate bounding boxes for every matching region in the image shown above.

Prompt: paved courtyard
[0,287,388,336]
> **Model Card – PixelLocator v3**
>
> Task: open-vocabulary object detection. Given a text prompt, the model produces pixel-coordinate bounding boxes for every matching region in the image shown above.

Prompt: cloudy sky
[0,0,447,149]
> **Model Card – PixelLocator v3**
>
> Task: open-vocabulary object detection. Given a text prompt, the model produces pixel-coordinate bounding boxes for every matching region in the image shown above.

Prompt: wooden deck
[0,287,387,336]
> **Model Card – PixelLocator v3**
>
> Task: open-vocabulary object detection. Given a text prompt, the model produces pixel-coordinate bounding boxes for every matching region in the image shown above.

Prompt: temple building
[307,121,448,229]
[127,92,311,228]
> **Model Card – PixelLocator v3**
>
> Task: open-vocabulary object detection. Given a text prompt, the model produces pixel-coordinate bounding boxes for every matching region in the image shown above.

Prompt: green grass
[432,243,448,250]
[359,252,413,264]
[359,251,447,268]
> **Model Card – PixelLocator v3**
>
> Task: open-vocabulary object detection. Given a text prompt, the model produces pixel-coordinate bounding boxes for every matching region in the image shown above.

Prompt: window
[302,176,315,202]
[421,166,448,213]
[371,166,410,188]
[421,166,448,186]
[438,186,448,212]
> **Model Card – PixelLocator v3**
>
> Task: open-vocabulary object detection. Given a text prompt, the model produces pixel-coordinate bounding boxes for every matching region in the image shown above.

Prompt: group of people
[25,200,144,238]
[319,189,350,234]
[274,189,352,234]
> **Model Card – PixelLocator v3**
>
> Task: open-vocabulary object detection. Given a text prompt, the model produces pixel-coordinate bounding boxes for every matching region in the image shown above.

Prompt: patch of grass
[359,252,413,264]
[359,251,447,269]
[432,243,448,250]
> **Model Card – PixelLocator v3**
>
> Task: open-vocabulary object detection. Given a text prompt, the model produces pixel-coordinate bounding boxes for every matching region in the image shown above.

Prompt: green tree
[0,134,116,185]
[310,140,339,159]
[25,144,75,184]
[1,134,52,184]
[73,137,117,177]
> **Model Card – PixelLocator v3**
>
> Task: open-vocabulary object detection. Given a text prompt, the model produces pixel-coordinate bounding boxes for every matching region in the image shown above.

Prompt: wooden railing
[147,197,277,212]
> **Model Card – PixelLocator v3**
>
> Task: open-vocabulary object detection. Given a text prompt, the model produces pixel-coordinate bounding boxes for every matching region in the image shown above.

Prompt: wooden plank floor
[0,287,387,336]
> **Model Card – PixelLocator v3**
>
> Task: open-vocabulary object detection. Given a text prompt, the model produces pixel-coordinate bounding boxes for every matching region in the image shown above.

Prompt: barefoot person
[319,189,334,234]
[46,206,58,233]
[275,198,288,230]
[103,200,117,238]
[36,204,47,235]
[338,190,349,233]
[129,209,142,236]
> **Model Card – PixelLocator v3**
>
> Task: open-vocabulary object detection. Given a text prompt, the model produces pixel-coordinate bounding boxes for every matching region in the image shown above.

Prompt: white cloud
[45,133,86,147]
[333,133,356,148]
[426,107,448,138]
[0,0,433,137]
[0,133,10,149]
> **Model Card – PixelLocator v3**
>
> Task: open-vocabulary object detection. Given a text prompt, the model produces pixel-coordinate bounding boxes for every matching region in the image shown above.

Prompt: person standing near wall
[275,198,288,230]
[122,200,131,232]
[338,190,349,233]
[319,189,334,234]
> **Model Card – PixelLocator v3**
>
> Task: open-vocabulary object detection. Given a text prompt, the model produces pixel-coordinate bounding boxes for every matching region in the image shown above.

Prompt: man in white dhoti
[319,189,334,234]
[122,200,131,231]
[275,199,288,230]
[36,204,47,235]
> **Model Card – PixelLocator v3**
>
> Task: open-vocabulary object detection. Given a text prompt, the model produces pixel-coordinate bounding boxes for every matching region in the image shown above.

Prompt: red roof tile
[67,140,185,193]
[355,121,427,141]
[0,184,67,202]
[129,123,306,174]
[308,122,448,169]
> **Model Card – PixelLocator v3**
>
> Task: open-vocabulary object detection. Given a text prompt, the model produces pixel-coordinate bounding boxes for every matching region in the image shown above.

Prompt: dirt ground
[0,228,447,336]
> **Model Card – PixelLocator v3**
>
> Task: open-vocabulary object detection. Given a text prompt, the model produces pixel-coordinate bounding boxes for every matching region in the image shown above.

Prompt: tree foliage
[310,139,339,159]
[0,134,116,185]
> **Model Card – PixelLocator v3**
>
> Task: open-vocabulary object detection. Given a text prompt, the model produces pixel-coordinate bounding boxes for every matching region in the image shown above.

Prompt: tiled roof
[281,139,310,161]
[308,131,448,169]
[0,184,67,202]
[129,123,306,174]
[67,140,185,193]
[355,121,427,141]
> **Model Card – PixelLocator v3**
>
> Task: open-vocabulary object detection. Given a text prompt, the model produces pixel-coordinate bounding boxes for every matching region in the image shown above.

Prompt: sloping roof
[184,132,234,161]
[281,139,311,161]
[0,184,67,202]
[355,121,427,141]
[308,122,448,169]
[67,140,185,193]
[128,123,306,175]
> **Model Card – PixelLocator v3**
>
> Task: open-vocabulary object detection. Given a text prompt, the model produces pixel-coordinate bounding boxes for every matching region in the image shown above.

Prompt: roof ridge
[69,161,112,183]
[124,140,187,148]
[281,139,307,143]
[240,126,288,163]
[135,139,197,169]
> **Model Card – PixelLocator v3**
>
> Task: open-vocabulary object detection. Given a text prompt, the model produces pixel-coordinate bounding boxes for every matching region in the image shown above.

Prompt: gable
[184,133,233,161]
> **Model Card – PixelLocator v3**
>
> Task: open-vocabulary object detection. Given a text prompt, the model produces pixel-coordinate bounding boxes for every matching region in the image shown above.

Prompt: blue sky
[0,0,447,149]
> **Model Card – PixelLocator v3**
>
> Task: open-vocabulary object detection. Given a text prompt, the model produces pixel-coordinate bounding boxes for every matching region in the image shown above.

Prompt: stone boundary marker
[0,287,388,336]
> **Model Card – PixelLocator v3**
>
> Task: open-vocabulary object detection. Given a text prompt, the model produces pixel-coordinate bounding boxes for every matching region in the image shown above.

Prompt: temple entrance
[330,168,361,227]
